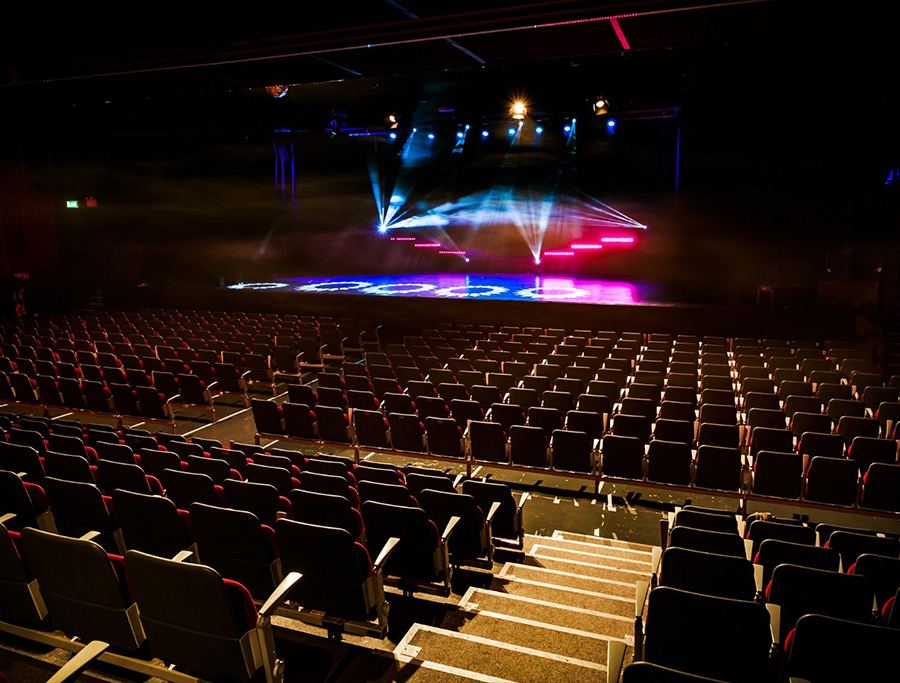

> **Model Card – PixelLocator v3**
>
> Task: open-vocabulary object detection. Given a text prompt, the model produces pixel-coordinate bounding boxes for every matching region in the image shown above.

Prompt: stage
[227,272,667,306]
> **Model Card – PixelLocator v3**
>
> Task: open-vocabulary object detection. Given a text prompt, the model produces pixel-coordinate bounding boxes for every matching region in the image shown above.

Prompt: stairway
[382,531,656,682]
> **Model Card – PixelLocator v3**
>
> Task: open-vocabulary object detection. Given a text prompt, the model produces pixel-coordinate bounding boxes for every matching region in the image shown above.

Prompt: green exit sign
[66,200,79,209]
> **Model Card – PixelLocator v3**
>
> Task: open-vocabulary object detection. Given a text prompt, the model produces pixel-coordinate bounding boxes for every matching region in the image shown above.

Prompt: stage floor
[228,273,666,306]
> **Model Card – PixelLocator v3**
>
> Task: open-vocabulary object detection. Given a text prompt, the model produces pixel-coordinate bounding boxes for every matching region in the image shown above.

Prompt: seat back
[361,501,442,582]
[418,489,487,560]
[755,539,840,587]
[190,503,279,600]
[669,526,746,559]
[159,469,219,509]
[644,587,770,683]
[275,520,374,621]
[658,547,756,600]
[768,563,875,638]
[788,614,900,683]
[124,549,260,681]
[113,489,190,557]
[289,489,363,538]
[22,528,143,652]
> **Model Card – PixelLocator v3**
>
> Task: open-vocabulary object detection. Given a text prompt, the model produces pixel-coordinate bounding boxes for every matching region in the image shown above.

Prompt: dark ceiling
[2,0,800,97]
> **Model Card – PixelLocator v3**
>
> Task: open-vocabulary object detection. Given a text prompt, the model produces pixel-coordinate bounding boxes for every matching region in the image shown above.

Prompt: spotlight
[535,126,543,135]
[607,119,617,131]
[592,97,609,115]
[428,133,435,140]
[563,125,571,133]
[377,221,389,233]
[511,101,527,120]
[481,130,489,138]
[389,132,397,140]
[385,113,399,129]
[465,124,470,130]
[456,131,464,139]
[534,257,541,265]
[507,127,517,137]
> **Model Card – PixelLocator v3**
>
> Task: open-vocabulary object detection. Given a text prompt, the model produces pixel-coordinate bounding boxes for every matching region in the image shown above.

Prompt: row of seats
[625,506,900,681]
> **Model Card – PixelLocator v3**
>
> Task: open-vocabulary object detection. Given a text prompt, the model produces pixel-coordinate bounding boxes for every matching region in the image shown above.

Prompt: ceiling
[2,0,799,98]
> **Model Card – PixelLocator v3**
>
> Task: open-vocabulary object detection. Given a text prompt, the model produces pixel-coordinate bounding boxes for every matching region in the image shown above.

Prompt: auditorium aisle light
[389,132,397,140]
[482,130,489,138]
[607,119,617,132]
[507,127,517,137]
[535,126,544,136]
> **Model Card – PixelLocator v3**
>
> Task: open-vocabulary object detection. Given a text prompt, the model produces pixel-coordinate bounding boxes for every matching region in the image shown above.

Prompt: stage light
[511,101,527,120]
[607,119,617,131]
[534,257,541,265]
[428,133,435,140]
[465,124,470,130]
[389,132,397,140]
[563,125,571,133]
[508,127,517,137]
[535,126,544,135]
[456,131,464,139]
[385,113,399,129]
[482,130,489,138]
[464,257,471,263]
[592,97,609,115]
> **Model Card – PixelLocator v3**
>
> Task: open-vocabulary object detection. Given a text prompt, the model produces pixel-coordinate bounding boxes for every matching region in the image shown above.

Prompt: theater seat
[275,519,397,638]
[124,547,298,681]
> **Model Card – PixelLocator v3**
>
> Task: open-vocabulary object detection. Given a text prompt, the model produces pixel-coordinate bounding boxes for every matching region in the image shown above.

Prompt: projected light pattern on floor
[229,274,664,306]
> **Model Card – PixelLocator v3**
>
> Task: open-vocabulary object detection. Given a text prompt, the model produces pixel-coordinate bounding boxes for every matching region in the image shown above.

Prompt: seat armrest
[79,530,101,542]
[373,537,401,572]
[172,550,193,563]
[259,571,302,619]
[635,579,650,619]
[167,394,182,403]
[452,473,465,489]
[607,641,626,683]
[16,471,27,479]
[651,546,662,575]
[517,491,530,512]
[744,538,753,561]
[766,602,781,645]
[441,516,461,544]
[206,381,219,391]
[240,370,252,379]
[0,512,16,526]
[753,563,764,594]
[485,501,502,525]
[46,640,109,683]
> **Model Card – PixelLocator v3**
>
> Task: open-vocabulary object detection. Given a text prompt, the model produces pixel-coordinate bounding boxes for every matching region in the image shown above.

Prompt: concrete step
[493,575,634,618]
[459,587,634,642]
[395,623,611,683]
[549,530,654,552]
[439,607,615,665]
[527,544,652,571]
[523,552,651,584]
[498,562,636,599]
[524,534,654,561]
[348,649,500,682]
